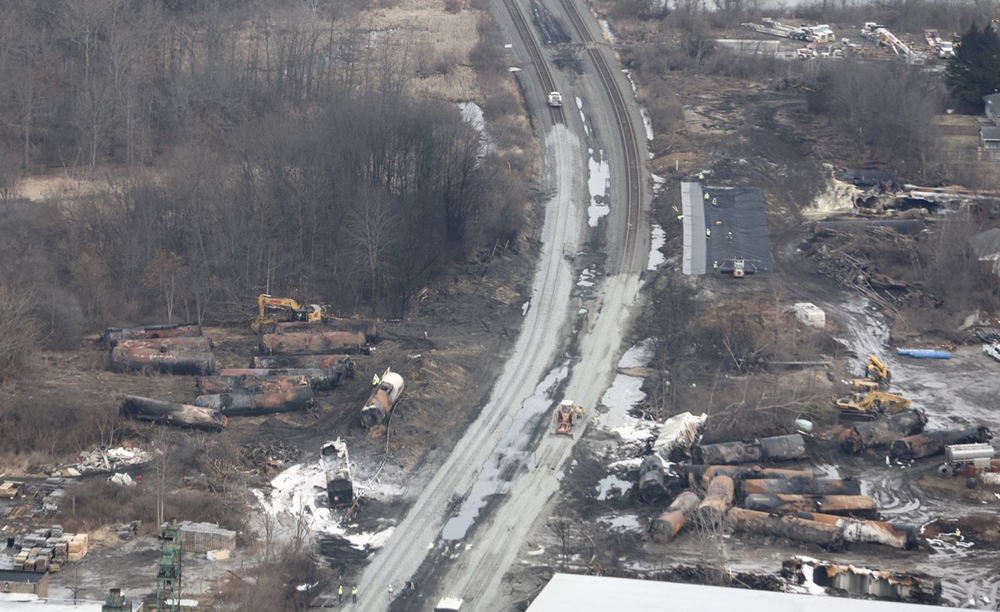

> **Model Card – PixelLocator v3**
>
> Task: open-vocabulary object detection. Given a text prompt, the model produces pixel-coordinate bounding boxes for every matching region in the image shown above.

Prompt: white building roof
[527,573,940,612]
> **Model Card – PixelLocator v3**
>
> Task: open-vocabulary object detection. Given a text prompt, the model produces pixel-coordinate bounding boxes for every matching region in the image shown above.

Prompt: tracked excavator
[253,294,323,332]
[835,390,911,421]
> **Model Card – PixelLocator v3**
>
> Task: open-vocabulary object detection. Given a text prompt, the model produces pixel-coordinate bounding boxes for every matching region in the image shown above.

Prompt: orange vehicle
[554,400,584,436]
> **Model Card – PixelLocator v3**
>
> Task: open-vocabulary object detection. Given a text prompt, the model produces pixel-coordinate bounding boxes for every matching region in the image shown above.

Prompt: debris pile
[241,442,301,475]
[782,557,941,603]
[73,446,152,474]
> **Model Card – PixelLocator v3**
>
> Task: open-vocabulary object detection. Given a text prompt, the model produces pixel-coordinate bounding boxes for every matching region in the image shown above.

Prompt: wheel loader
[553,400,584,436]
[835,390,911,421]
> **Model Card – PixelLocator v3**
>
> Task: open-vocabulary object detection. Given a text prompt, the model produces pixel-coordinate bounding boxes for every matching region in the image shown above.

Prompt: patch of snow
[600,374,645,430]
[648,223,666,270]
[508,67,521,72]
[296,582,319,592]
[597,514,643,531]
[578,308,588,314]
[527,546,546,556]
[458,102,484,132]
[576,97,589,137]
[811,464,840,479]
[618,337,657,368]
[607,457,643,470]
[345,527,394,550]
[640,108,654,142]
[596,474,633,500]
[522,301,530,316]
[651,172,666,194]
[599,19,617,44]
[622,69,638,96]
[587,148,610,227]
[578,267,596,288]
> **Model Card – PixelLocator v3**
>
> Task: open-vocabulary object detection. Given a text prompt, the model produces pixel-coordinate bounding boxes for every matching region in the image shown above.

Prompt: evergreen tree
[946,22,1000,112]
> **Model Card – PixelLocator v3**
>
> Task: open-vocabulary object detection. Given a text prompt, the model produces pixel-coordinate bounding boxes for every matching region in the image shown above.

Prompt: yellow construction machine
[253,294,323,332]
[865,355,891,383]
[835,390,911,421]
[848,378,880,393]
[553,400,584,436]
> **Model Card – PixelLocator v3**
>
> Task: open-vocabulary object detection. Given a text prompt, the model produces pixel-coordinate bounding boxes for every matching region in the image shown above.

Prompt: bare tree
[346,187,398,316]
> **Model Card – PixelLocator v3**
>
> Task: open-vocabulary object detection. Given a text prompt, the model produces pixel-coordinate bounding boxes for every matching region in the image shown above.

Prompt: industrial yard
[2,0,1000,611]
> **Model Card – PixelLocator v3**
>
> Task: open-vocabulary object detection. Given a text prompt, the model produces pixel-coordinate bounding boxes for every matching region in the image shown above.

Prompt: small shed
[793,302,826,328]
[981,125,1000,161]
[0,570,49,598]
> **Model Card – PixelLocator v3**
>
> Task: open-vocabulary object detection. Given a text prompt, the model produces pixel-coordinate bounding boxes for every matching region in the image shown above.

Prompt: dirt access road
[342,0,652,609]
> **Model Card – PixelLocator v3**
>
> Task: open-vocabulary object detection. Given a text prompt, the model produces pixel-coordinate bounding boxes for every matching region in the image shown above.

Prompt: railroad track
[500,0,565,124]
[557,0,643,275]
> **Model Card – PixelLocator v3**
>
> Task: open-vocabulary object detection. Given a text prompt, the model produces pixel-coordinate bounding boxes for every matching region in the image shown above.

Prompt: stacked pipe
[110,337,215,375]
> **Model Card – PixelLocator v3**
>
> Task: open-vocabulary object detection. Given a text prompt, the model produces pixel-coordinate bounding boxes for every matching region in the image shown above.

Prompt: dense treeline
[0,0,532,363]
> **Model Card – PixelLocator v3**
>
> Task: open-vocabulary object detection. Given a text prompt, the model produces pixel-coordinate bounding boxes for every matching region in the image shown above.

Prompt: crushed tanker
[697,475,735,524]
[320,439,354,507]
[740,477,862,496]
[889,425,992,461]
[685,465,814,487]
[218,368,351,390]
[111,338,215,375]
[100,323,203,347]
[838,409,927,454]
[119,395,227,431]
[693,434,806,465]
[360,369,405,428]
[275,319,378,343]
[650,491,702,543]
[742,494,879,518]
[194,385,314,416]
[251,354,355,373]
[782,557,940,602]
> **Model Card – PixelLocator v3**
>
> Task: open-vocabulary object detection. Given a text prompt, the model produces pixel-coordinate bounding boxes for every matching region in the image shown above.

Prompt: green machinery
[102,588,133,612]
[156,521,182,612]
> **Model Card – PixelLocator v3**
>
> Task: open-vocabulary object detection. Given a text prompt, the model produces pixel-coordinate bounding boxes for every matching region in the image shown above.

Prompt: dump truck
[360,369,405,428]
[835,390,911,421]
[320,439,354,507]
[553,400,584,436]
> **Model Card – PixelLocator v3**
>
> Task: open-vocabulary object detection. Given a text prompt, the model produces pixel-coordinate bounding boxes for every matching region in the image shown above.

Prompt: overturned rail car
[111,343,214,376]
[360,370,405,428]
[320,439,354,507]
[742,494,879,518]
[260,331,366,355]
[197,374,309,395]
[741,477,861,496]
[890,425,992,461]
[651,491,701,543]
[275,319,378,343]
[194,385,314,416]
[838,409,927,454]
[120,395,227,431]
[697,475,735,524]
[686,465,814,487]
[218,367,350,390]
[251,354,356,374]
[100,323,202,347]
[693,434,806,465]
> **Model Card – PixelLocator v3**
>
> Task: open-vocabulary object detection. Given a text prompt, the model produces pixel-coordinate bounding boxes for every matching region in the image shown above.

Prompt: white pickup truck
[547,91,563,107]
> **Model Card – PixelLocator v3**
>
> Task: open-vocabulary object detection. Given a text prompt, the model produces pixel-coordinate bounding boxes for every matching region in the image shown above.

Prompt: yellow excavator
[553,400,584,436]
[865,355,890,383]
[835,390,911,421]
[253,294,323,332]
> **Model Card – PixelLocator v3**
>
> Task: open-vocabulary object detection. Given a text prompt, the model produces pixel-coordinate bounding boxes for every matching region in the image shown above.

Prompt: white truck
[547,91,563,107]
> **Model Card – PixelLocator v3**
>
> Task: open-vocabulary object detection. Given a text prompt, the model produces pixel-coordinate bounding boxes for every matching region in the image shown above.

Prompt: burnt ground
[0,244,539,602]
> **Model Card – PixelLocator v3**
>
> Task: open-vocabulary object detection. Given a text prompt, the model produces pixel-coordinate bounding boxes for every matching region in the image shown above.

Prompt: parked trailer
[119,395,227,431]
[360,369,405,428]
[650,491,702,543]
[260,331,366,355]
[219,368,350,391]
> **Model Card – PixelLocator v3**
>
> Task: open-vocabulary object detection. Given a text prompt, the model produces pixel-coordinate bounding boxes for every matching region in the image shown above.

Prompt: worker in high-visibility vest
[706,228,711,237]
[698,172,705,180]
[372,373,381,387]
[704,192,710,200]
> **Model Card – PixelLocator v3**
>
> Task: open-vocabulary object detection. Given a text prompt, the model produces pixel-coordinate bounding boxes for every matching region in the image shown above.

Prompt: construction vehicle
[835,390,912,421]
[937,443,996,478]
[548,91,563,107]
[254,294,323,332]
[848,378,880,393]
[865,355,891,383]
[554,400,584,436]
[720,258,757,277]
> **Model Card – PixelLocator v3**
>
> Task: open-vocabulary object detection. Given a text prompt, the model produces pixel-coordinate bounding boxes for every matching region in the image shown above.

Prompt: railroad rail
[557,0,643,275]
[500,0,565,124]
